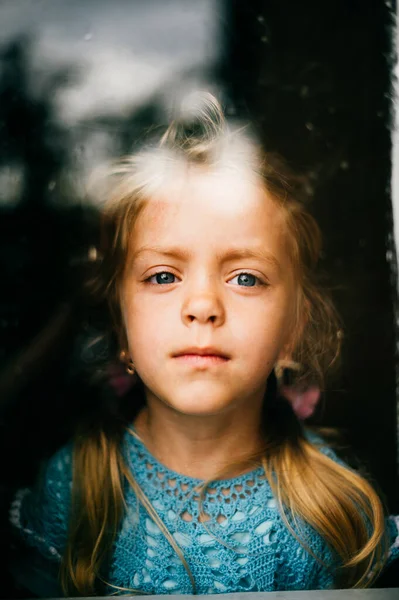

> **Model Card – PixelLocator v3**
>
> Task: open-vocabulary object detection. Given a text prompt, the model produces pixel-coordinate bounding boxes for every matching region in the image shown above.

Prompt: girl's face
[121,168,298,417]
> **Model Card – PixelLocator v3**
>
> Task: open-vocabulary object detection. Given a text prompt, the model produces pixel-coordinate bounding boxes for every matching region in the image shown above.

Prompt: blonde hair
[61,93,389,595]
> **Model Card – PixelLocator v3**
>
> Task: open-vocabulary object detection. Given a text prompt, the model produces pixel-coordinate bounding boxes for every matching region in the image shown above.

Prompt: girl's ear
[274,357,302,386]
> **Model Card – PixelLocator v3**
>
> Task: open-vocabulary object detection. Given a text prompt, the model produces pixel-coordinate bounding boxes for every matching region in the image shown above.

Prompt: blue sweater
[9,430,399,596]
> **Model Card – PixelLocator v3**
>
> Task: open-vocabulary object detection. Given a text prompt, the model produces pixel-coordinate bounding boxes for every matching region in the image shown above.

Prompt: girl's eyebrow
[132,245,281,270]
[218,248,281,271]
[132,246,189,261]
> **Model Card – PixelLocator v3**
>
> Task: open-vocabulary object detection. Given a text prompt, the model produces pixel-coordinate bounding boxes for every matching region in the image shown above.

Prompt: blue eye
[149,272,176,284]
[231,273,258,287]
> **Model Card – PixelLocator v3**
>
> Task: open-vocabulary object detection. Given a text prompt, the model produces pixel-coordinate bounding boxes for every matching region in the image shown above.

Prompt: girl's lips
[173,346,230,358]
[173,354,230,367]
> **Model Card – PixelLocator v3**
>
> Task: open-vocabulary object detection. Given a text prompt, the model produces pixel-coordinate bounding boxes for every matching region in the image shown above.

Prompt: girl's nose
[181,289,225,327]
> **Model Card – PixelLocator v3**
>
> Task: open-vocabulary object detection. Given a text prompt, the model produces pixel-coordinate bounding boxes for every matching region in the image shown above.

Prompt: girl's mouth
[174,354,229,366]
[172,347,230,367]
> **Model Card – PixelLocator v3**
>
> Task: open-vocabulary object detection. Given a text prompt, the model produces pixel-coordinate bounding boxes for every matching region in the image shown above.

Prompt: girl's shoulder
[9,442,74,597]
[10,441,74,561]
[304,428,346,465]
[38,441,74,489]
[305,428,399,570]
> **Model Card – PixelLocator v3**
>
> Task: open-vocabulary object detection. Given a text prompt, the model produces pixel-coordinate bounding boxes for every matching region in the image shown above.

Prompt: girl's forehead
[129,169,290,265]
[157,167,262,206]
[135,168,284,231]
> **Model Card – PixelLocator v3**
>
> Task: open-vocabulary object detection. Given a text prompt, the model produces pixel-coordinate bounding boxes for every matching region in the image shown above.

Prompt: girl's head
[64,95,387,597]
[99,93,340,415]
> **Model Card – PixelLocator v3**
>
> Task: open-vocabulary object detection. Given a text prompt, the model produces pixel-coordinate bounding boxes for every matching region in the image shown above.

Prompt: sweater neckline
[124,426,266,488]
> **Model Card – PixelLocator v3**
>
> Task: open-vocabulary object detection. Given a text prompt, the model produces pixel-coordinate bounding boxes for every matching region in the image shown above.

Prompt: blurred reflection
[0,6,224,594]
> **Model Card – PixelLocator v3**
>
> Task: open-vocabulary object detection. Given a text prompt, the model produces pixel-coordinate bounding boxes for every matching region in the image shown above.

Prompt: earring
[119,350,135,376]
[126,362,135,376]
[274,359,301,386]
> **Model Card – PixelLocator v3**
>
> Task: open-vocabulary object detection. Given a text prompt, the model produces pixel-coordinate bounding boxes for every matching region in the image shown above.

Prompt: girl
[9,94,399,596]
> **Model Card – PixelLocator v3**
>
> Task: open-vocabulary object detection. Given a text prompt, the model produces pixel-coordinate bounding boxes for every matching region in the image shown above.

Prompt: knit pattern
[10,431,399,596]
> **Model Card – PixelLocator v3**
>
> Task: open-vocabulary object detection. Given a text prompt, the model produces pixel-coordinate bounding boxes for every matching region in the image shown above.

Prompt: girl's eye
[148,271,176,284]
[230,273,259,287]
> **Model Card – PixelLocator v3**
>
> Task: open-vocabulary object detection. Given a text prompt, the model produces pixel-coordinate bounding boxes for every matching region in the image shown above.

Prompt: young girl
[9,94,399,597]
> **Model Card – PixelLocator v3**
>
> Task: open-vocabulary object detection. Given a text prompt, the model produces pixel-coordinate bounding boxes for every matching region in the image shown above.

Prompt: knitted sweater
[9,430,399,597]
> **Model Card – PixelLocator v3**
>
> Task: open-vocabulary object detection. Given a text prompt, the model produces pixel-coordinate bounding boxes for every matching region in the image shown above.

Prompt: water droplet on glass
[88,246,98,261]
[300,86,309,98]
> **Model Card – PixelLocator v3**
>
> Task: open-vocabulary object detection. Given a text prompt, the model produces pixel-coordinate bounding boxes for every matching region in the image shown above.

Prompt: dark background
[0,0,398,595]
[221,0,399,506]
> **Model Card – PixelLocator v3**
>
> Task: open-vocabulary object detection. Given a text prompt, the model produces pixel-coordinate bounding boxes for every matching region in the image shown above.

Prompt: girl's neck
[133,399,265,481]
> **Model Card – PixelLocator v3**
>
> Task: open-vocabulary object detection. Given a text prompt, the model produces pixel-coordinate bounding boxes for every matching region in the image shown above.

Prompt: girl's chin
[147,391,238,418]
[166,400,234,417]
